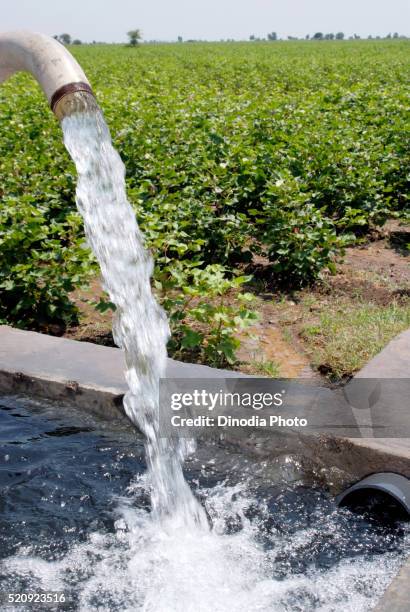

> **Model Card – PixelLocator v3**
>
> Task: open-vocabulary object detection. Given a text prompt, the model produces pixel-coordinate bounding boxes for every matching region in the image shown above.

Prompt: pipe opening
[336,473,410,524]
[338,489,409,523]
[50,81,94,113]
[52,88,99,122]
[51,82,97,121]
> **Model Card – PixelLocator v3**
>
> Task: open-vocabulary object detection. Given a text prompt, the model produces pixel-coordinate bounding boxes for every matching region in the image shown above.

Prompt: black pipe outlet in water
[336,472,410,521]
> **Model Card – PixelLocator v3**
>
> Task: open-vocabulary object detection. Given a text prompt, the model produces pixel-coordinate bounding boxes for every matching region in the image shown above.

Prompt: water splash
[2,478,408,611]
[0,396,408,611]
[62,110,207,529]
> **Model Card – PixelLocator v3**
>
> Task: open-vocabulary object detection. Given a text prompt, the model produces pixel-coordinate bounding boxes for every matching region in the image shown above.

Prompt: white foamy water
[2,109,405,611]
[2,479,408,611]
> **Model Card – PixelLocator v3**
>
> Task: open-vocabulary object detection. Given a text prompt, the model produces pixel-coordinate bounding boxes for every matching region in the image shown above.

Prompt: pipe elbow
[0,30,97,120]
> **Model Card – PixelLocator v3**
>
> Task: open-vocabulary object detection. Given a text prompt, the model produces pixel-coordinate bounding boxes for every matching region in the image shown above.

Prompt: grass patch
[248,359,281,377]
[301,300,410,379]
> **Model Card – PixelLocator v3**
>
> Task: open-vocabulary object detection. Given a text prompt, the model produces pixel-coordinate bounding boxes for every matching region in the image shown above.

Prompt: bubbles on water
[0,397,407,611]
[1,478,407,611]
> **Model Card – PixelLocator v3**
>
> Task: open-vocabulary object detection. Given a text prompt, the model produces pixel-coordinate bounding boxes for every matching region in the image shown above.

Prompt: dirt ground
[65,220,410,379]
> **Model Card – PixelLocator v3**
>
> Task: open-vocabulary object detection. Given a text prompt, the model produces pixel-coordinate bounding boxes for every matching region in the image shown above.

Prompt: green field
[0,41,409,365]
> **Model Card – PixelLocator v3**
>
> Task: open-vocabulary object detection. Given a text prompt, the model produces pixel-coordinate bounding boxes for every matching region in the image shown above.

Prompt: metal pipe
[0,30,97,120]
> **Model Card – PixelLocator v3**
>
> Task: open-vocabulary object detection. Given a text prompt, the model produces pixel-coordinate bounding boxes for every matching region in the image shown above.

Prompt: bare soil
[65,220,410,378]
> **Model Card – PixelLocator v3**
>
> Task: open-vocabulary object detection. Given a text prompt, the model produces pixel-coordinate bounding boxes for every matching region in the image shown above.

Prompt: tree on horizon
[127,29,142,46]
[55,33,71,45]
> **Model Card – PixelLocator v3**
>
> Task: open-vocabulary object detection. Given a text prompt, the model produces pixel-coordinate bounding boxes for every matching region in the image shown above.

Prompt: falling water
[62,108,207,530]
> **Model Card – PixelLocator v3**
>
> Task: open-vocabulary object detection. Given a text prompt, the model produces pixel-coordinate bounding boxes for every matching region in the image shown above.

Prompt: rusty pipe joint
[0,30,97,121]
[51,83,98,121]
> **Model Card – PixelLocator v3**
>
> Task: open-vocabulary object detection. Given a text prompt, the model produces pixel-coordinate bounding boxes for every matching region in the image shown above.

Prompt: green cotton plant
[256,174,353,284]
[0,82,95,329]
[154,262,259,367]
[0,197,95,328]
[262,203,348,284]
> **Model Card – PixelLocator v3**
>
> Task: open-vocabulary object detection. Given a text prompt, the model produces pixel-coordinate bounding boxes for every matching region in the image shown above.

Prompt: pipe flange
[50,81,94,113]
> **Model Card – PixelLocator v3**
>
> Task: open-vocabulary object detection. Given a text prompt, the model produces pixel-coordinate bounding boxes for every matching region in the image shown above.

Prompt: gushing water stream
[62,109,208,530]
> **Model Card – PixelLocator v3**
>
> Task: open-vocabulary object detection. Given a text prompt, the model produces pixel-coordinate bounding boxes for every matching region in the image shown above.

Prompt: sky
[2,0,409,42]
